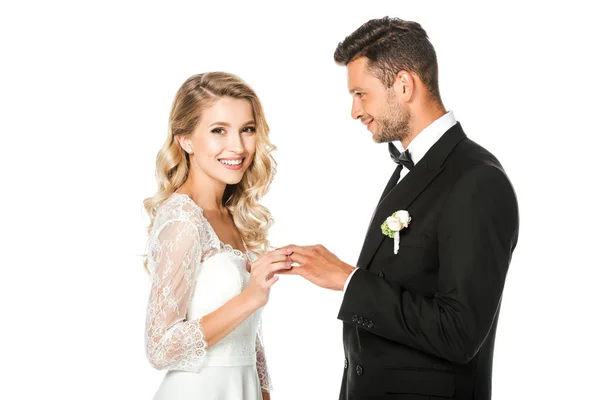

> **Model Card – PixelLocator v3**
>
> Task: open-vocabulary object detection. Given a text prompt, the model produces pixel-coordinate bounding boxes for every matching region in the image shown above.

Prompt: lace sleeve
[145,219,207,371]
[255,316,273,392]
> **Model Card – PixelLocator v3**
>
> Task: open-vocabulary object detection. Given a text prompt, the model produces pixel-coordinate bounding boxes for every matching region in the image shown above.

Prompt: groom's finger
[288,252,308,265]
[281,244,311,255]
[311,244,330,256]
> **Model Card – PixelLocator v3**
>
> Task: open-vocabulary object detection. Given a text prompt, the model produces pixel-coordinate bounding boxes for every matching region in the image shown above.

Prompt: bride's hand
[245,249,292,308]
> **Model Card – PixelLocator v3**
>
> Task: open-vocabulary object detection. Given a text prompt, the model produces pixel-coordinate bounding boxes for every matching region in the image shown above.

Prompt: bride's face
[181,97,257,186]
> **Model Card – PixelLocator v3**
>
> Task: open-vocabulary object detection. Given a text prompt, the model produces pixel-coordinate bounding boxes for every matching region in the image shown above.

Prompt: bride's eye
[242,126,256,135]
[211,127,226,135]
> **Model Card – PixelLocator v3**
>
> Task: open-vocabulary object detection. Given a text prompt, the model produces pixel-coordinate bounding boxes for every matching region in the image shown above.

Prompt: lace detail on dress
[145,216,208,371]
[221,242,248,259]
[145,193,272,387]
[255,317,272,392]
[172,193,249,262]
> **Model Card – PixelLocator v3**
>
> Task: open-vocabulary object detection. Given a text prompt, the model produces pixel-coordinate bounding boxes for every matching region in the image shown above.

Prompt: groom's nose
[351,97,363,120]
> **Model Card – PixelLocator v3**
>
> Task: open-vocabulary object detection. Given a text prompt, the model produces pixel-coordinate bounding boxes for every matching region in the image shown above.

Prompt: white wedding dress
[145,193,272,399]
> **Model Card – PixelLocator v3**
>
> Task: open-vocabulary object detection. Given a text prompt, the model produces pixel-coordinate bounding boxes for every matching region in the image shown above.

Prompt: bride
[143,72,291,399]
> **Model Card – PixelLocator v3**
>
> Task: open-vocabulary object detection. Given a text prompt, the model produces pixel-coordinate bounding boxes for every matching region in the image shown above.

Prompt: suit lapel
[356,166,444,269]
[361,165,402,232]
[378,165,402,204]
[356,123,467,269]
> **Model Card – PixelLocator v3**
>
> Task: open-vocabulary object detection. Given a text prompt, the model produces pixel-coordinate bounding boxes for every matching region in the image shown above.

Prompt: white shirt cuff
[343,268,358,293]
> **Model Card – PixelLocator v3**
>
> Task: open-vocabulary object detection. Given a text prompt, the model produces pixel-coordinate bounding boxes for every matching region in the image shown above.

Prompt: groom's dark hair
[334,17,441,102]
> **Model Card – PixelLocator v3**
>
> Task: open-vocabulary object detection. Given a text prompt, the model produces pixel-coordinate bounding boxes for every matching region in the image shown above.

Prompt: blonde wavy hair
[143,72,276,264]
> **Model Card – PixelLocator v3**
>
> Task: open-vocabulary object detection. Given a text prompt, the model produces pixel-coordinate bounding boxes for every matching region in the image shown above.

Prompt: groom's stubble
[372,88,411,144]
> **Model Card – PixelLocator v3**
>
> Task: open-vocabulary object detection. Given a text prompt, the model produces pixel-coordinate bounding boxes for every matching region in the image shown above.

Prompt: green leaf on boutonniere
[381,221,395,239]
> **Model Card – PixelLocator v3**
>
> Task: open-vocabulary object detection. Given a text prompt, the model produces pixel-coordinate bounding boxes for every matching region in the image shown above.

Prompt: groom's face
[347,57,410,143]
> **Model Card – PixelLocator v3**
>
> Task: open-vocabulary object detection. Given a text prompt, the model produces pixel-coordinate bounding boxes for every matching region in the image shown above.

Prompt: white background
[1,1,599,399]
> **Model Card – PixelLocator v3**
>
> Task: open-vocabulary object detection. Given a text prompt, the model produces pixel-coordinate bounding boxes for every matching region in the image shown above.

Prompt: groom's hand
[276,244,356,291]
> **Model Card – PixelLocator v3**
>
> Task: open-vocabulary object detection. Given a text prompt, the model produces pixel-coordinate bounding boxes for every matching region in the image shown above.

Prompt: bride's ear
[177,135,194,154]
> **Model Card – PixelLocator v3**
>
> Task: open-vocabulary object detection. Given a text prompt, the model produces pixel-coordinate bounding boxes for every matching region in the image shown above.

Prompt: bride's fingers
[255,260,292,273]
[253,261,290,282]
[267,260,293,273]
[276,266,306,277]
[267,252,290,264]
[252,250,290,270]
[265,275,279,288]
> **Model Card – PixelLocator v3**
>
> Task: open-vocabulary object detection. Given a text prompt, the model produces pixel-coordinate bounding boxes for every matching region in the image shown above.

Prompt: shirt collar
[394,111,457,165]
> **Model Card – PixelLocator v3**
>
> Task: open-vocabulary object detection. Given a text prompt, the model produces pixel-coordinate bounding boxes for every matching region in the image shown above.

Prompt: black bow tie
[388,142,414,170]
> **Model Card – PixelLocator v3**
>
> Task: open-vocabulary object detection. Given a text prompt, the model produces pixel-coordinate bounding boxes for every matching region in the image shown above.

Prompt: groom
[280,17,519,400]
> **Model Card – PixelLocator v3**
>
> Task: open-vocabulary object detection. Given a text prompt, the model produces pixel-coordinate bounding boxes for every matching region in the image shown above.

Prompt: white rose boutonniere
[381,210,411,254]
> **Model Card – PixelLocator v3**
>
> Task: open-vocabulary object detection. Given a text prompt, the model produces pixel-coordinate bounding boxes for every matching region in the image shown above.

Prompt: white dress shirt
[343,111,457,292]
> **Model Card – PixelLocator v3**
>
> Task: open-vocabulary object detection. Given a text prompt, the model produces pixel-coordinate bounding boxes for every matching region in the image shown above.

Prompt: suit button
[356,365,363,376]
[344,358,348,369]
[352,314,358,323]
[367,321,374,329]
[378,271,385,278]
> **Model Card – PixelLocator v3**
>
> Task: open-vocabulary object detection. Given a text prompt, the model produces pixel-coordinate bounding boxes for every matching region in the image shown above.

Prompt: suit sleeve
[338,165,519,364]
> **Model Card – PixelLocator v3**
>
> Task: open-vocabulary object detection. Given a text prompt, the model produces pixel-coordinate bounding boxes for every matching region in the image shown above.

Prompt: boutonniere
[381,210,411,254]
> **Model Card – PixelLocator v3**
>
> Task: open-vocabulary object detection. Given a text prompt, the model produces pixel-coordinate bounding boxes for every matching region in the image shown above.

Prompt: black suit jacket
[338,123,519,400]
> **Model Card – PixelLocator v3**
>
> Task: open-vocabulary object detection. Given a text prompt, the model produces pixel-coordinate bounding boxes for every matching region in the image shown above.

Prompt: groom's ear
[393,70,415,101]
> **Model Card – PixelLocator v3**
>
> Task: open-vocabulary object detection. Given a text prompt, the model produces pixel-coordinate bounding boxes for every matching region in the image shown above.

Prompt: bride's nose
[227,132,244,154]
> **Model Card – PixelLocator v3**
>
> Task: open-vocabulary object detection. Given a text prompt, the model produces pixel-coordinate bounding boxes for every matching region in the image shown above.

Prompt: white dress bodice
[187,250,262,366]
[144,193,271,393]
